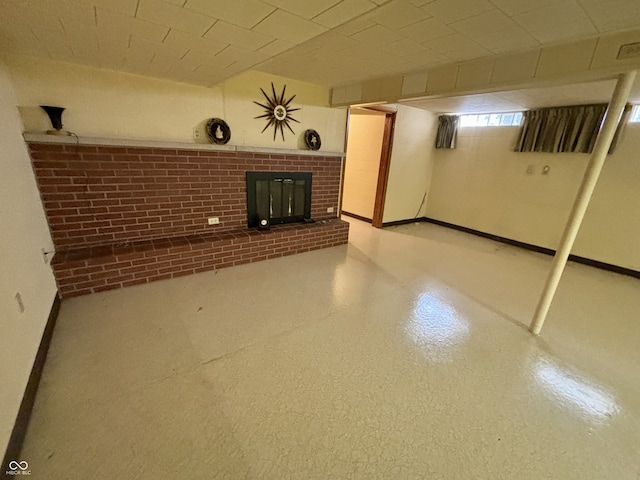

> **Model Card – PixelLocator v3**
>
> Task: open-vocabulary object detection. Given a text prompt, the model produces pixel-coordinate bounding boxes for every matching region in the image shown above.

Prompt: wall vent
[617,42,640,60]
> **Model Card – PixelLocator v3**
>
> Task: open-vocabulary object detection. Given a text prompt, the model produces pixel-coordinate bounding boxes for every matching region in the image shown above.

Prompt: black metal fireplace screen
[246,172,312,228]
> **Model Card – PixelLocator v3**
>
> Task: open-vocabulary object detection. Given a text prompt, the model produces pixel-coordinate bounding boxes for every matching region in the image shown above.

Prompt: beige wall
[342,110,385,220]
[426,123,640,271]
[7,55,347,152]
[383,104,438,223]
[0,63,58,457]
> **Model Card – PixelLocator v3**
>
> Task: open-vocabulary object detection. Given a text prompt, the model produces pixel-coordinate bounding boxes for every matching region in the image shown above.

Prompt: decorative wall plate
[254,83,300,141]
[206,118,231,144]
[304,129,321,150]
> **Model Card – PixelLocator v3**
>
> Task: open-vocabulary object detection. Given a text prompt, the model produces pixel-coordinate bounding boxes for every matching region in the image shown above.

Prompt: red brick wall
[29,143,342,250]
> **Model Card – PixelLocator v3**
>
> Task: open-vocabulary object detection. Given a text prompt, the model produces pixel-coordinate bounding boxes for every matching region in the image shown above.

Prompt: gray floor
[21,217,640,479]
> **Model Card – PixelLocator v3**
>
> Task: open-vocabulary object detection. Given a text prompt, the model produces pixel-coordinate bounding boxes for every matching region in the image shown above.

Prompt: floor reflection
[406,291,470,362]
[534,358,619,423]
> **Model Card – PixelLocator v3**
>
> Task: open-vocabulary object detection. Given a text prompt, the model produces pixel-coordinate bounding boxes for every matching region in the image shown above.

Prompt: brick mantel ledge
[22,133,346,158]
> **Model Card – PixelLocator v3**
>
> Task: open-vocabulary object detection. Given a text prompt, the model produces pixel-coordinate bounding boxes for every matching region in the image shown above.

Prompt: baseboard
[423,217,640,279]
[2,293,61,475]
[382,218,427,227]
[341,211,372,223]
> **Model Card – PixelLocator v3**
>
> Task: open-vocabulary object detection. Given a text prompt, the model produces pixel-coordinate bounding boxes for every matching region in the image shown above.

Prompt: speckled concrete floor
[20,218,640,479]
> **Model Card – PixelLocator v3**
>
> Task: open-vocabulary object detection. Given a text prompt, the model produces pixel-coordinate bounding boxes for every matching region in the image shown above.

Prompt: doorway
[341,106,396,228]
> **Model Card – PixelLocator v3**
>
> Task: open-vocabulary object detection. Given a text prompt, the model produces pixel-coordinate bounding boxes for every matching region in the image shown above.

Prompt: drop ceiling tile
[333,17,377,36]
[256,39,295,56]
[488,0,562,17]
[422,0,494,24]
[591,29,640,70]
[204,21,274,51]
[130,35,189,59]
[401,47,449,65]
[184,0,276,29]
[162,30,227,55]
[262,0,341,19]
[96,8,171,43]
[408,0,436,5]
[399,17,454,42]
[80,0,140,16]
[27,16,66,42]
[313,0,378,29]
[402,71,427,95]
[536,38,598,77]
[296,32,360,54]
[341,43,385,61]
[425,64,458,92]
[62,22,101,53]
[136,0,216,35]
[98,32,131,50]
[378,38,426,56]
[351,25,401,46]
[579,0,640,33]
[23,0,96,26]
[214,45,270,66]
[512,1,598,44]
[368,0,430,30]
[473,27,539,54]
[424,34,489,61]
[456,57,494,89]
[451,9,517,37]
[252,9,328,44]
[490,50,539,84]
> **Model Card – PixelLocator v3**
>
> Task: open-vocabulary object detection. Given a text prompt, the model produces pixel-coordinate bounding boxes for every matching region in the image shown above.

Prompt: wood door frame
[371,110,396,228]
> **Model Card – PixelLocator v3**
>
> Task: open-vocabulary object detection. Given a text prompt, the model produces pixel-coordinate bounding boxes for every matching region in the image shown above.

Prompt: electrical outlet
[193,127,201,140]
[208,217,220,225]
[327,207,334,213]
[526,165,535,174]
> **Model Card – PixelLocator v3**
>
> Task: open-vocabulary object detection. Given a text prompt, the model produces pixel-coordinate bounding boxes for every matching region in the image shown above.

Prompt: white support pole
[529,71,637,335]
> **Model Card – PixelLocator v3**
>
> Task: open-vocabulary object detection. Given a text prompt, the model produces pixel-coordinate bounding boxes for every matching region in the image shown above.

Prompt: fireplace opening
[246,172,312,228]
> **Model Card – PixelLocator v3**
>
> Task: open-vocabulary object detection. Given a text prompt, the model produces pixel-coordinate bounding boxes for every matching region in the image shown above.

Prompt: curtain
[515,104,608,153]
[435,115,459,149]
[608,103,633,154]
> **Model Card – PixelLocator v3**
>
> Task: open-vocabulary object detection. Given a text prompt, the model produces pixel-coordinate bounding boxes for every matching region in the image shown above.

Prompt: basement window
[630,105,640,123]
[459,112,523,128]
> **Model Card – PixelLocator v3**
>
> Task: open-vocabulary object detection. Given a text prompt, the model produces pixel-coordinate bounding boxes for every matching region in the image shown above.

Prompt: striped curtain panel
[435,115,460,149]
[515,104,609,154]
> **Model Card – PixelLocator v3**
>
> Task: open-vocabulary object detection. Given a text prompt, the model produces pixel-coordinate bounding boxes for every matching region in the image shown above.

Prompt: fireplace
[246,172,312,228]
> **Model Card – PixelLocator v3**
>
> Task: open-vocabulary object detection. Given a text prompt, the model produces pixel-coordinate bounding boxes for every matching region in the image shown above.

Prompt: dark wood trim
[362,105,397,114]
[372,112,396,228]
[423,217,555,255]
[338,109,351,217]
[2,293,60,475]
[423,216,640,279]
[382,218,425,227]
[342,211,372,223]
[568,254,640,279]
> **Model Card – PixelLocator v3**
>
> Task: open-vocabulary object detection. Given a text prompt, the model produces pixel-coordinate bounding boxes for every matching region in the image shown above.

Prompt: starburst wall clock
[254,83,300,141]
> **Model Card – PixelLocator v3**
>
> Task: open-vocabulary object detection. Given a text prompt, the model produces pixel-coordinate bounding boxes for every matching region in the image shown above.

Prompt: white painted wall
[6,55,347,152]
[342,110,386,220]
[383,105,438,223]
[0,62,58,458]
[426,123,640,271]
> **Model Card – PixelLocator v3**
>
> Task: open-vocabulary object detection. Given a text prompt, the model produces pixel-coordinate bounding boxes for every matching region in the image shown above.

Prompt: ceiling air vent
[617,42,640,60]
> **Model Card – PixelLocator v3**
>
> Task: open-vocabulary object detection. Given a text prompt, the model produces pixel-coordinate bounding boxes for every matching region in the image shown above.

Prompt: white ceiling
[1,0,640,90]
[400,78,640,114]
